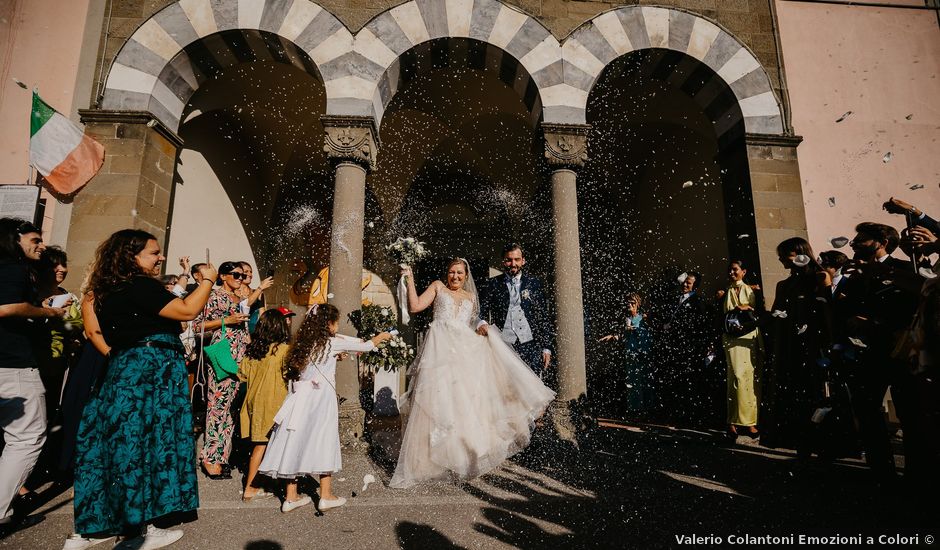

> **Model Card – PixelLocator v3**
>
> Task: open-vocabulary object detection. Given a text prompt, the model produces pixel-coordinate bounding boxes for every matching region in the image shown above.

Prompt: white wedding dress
[389,290,555,488]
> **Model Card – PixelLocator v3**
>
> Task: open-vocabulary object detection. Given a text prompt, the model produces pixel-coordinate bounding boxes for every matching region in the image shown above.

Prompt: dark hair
[776,237,822,274]
[283,303,340,382]
[0,217,41,261]
[40,245,67,268]
[217,261,242,285]
[502,243,525,258]
[87,229,157,304]
[685,271,703,290]
[246,309,291,361]
[855,222,900,253]
[160,274,179,286]
[819,250,849,270]
[190,262,206,277]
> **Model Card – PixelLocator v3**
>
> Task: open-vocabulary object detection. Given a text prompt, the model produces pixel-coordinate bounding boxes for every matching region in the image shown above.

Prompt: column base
[548,398,579,445]
[338,404,368,451]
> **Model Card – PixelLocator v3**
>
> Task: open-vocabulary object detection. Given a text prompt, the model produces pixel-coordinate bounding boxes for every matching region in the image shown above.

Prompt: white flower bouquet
[386,237,429,267]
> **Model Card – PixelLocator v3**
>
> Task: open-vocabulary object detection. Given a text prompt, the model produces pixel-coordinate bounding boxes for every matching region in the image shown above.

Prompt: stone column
[542,122,590,442]
[744,133,806,306]
[65,110,182,293]
[321,115,378,449]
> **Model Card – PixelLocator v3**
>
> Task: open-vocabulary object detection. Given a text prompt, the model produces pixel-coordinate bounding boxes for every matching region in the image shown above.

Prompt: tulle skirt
[390,321,555,488]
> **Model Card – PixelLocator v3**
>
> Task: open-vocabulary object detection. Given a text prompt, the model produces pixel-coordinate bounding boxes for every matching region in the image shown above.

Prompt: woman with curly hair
[194,261,251,479]
[63,229,216,550]
[258,304,390,513]
[237,309,292,502]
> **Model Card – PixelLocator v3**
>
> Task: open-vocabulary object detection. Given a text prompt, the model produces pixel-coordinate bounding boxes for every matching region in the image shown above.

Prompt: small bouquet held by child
[348,305,415,372]
[387,237,429,324]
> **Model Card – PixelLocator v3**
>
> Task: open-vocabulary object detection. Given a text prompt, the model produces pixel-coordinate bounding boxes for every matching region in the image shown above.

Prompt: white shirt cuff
[542,349,551,355]
[476,320,488,329]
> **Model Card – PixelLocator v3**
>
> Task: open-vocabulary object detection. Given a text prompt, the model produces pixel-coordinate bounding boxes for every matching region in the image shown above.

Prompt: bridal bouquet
[387,237,429,324]
[348,305,414,371]
[386,237,429,267]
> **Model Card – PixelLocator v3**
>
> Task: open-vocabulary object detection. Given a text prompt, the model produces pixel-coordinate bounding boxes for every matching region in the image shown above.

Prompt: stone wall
[91,0,783,115]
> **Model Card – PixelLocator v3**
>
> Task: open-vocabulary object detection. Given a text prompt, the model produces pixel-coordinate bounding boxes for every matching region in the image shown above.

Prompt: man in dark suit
[656,271,713,425]
[476,244,553,377]
[844,222,923,482]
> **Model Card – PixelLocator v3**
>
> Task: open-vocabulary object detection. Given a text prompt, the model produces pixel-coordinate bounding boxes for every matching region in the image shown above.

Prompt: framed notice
[0,184,40,222]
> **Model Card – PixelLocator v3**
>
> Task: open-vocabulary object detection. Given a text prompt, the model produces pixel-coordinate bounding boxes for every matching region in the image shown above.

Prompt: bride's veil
[458,257,480,323]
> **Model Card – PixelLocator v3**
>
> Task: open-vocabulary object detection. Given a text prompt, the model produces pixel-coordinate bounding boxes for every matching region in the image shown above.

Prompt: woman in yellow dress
[718,259,765,436]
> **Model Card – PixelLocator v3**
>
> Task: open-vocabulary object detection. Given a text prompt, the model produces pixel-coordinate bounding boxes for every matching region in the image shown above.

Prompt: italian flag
[29,92,104,195]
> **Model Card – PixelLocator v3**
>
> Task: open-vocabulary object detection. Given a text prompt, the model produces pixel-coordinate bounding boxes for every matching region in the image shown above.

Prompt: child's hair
[245,309,291,361]
[283,303,340,382]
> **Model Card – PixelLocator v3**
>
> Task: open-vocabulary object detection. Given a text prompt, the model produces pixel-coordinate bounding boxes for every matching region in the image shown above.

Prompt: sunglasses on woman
[226,272,246,280]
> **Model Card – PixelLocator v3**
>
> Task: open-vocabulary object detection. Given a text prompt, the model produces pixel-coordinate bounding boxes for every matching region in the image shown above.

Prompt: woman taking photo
[63,229,216,550]
[195,261,251,479]
[717,260,765,436]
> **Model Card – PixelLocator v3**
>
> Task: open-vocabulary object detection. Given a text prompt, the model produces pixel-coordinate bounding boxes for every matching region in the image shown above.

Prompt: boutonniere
[521,289,531,300]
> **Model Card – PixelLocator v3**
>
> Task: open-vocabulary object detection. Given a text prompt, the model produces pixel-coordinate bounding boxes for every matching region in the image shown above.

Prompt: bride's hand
[400,266,413,278]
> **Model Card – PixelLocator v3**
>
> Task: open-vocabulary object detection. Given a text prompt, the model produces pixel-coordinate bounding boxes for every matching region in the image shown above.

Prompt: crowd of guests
[0,221,392,549]
[597,197,939,498]
[1,194,938,544]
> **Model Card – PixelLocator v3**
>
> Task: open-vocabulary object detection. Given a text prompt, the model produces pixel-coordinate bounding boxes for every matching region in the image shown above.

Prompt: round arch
[100,0,346,131]
[559,6,785,135]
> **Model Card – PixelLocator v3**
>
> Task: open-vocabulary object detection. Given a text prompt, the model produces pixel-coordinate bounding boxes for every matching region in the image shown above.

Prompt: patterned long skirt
[73,333,197,535]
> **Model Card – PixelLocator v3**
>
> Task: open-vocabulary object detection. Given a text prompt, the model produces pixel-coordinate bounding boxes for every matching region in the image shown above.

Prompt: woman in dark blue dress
[63,230,216,550]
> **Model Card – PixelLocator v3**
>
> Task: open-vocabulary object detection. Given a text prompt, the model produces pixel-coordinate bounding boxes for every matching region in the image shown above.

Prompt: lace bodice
[433,290,476,327]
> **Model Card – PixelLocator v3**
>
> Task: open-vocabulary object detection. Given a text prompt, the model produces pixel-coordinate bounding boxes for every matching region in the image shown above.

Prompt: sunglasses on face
[226,272,245,280]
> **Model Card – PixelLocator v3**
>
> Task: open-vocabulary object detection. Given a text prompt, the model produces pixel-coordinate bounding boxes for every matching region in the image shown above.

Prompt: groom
[476,244,553,376]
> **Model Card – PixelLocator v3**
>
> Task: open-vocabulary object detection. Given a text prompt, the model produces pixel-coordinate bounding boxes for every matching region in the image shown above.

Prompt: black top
[0,259,38,368]
[97,276,180,349]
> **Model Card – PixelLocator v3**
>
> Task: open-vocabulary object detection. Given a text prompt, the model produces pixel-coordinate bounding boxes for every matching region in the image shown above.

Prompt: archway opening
[580,48,758,415]
[366,37,548,319]
[164,30,329,306]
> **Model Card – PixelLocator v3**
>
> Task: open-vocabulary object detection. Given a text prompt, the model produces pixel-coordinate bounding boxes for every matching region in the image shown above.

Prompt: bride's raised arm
[401,266,440,314]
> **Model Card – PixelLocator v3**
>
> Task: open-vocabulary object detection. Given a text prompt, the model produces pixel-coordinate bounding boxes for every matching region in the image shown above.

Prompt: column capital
[744,133,803,148]
[541,122,591,170]
[321,115,379,171]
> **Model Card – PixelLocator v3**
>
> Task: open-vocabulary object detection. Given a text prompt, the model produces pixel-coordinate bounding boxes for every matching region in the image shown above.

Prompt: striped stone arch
[101,0,350,131]
[559,6,785,135]
[340,0,561,126]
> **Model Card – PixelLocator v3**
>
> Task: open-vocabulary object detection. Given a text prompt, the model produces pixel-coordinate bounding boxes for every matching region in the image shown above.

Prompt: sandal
[200,462,226,480]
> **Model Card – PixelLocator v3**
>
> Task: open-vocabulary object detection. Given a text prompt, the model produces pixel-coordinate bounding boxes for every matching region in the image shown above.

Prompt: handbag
[723,308,761,337]
[204,319,239,380]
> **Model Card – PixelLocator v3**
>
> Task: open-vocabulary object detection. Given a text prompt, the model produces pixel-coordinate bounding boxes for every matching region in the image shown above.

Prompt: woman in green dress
[63,230,216,550]
[717,260,765,436]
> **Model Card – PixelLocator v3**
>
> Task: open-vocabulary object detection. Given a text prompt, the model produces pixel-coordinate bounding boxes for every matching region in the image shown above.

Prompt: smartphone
[388,329,399,336]
[205,248,210,265]
[266,268,275,278]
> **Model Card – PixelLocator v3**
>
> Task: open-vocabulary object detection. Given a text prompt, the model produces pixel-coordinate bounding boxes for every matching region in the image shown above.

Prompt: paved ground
[2,418,937,549]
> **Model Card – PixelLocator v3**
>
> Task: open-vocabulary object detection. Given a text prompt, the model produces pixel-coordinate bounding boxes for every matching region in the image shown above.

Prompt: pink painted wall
[775,1,940,256]
[0,0,94,232]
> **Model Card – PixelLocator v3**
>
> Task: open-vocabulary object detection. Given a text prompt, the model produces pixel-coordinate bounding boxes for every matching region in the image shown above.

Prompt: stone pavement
[2,419,936,550]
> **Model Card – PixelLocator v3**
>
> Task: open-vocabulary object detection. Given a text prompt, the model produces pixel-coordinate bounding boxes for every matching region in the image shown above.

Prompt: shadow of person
[396,521,466,550]
[245,540,283,550]
[374,386,399,416]
[0,397,26,430]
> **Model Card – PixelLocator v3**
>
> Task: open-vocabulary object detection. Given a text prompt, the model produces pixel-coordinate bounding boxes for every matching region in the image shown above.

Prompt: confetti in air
[835,111,852,122]
[882,152,892,163]
[830,237,849,248]
[12,77,27,89]
[909,184,924,190]
[827,197,836,207]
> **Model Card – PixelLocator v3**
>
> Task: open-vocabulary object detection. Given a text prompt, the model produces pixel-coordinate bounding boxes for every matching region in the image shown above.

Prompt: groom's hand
[476,323,488,336]
[543,350,551,369]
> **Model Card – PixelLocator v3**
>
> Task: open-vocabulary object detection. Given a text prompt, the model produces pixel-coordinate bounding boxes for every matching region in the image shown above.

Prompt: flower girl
[258,304,391,512]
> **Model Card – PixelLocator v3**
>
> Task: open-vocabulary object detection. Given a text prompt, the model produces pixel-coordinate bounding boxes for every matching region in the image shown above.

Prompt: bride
[390,258,555,488]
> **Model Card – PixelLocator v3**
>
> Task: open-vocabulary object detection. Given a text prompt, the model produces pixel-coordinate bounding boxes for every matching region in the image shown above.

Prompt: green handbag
[204,319,239,380]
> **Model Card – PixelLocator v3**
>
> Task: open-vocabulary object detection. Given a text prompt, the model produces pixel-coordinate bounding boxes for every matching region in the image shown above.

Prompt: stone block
[73,194,137,217]
[82,173,140,197]
[110,0,146,19]
[747,158,800,176]
[116,123,146,140]
[755,206,783,229]
[775,174,802,193]
[85,124,116,141]
[510,0,542,17]
[779,207,808,231]
[752,190,804,210]
[749,172,777,192]
[718,0,750,13]
[101,137,146,158]
[771,146,797,161]
[109,16,141,40]
[109,154,144,175]
[137,177,157,205]
[747,145,774,160]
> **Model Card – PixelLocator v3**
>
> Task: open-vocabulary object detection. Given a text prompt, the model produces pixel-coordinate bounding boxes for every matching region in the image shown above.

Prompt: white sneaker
[62,534,116,550]
[280,495,312,513]
[114,525,183,550]
[318,496,347,511]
